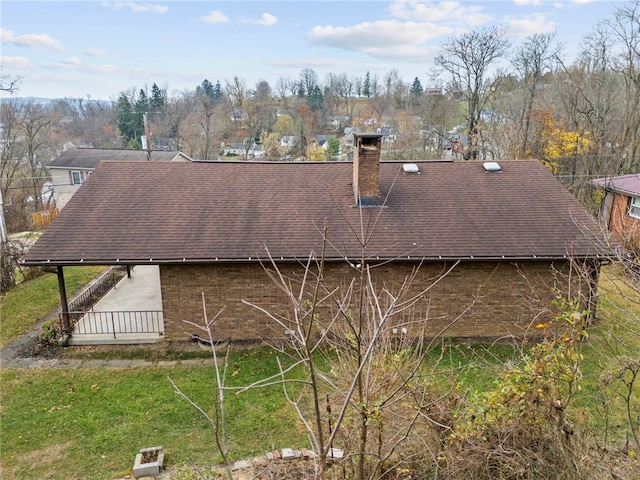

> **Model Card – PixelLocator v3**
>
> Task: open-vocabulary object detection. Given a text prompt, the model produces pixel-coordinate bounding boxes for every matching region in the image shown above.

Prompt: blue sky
[0,0,628,100]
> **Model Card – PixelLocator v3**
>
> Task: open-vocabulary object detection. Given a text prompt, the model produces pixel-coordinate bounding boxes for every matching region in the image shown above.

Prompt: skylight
[483,162,502,172]
[402,163,420,174]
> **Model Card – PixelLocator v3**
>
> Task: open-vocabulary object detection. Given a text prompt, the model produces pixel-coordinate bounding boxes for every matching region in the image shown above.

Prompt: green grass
[0,266,106,348]
[0,347,306,480]
[1,264,638,479]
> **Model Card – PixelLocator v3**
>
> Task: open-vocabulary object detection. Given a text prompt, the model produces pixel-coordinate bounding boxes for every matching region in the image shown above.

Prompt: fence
[32,209,58,229]
[65,310,164,338]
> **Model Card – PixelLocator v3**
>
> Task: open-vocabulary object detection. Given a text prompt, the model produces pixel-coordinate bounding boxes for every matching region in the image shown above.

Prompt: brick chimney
[353,133,383,206]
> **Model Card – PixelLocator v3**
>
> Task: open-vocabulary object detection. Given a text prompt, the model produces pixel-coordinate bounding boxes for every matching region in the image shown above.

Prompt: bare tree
[0,71,22,93]
[235,198,469,480]
[605,0,640,171]
[511,32,562,157]
[169,294,234,480]
[435,26,510,160]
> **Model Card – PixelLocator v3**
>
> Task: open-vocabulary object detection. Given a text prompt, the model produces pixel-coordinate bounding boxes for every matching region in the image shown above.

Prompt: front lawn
[0,347,305,480]
[0,266,106,348]
[1,264,638,479]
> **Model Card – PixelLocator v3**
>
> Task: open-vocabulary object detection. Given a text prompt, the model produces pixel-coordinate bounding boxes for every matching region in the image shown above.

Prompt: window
[71,171,82,185]
[629,196,640,219]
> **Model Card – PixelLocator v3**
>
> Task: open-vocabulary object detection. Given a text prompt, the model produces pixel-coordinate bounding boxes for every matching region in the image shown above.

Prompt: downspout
[56,266,71,346]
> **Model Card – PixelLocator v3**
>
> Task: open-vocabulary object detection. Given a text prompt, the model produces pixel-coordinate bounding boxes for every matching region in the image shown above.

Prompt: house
[315,135,329,149]
[592,173,640,251]
[221,142,264,159]
[343,127,361,148]
[22,134,609,346]
[280,136,297,148]
[229,109,248,122]
[375,125,396,144]
[47,147,192,209]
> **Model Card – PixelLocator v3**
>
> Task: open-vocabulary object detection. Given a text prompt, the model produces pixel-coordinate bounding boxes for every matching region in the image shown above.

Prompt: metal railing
[64,310,164,338]
[68,266,128,314]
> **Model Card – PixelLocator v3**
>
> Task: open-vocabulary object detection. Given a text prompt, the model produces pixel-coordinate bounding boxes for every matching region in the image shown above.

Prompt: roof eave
[20,253,610,267]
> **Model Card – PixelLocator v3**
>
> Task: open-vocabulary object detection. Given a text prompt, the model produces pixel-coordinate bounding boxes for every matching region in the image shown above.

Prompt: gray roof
[23,159,608,266]
[48,148,191,169]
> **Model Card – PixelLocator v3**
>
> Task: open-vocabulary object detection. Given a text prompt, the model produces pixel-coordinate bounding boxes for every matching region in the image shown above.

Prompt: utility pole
[0,184,8,244]
[143,112,151,161]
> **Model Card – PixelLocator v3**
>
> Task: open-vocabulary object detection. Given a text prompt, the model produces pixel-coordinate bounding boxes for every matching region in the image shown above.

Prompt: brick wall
[608,193,640,248]
[160,260,579,344]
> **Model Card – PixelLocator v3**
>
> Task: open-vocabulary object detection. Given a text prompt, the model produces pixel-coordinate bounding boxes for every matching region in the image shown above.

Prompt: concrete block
[281,448,296,460]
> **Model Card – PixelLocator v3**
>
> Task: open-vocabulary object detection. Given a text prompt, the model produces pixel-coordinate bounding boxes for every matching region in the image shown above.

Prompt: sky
[0,0,629,101]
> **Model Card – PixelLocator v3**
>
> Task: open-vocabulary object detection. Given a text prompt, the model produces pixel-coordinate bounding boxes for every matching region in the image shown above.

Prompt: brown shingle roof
[23,159,607,265]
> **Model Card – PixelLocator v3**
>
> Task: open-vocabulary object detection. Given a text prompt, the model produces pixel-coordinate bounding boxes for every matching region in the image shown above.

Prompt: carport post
[57,266,71,335]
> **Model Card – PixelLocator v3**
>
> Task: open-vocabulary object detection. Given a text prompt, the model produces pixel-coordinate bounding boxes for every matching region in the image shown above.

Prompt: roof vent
[483,161,501,172]
[402,163,420,174]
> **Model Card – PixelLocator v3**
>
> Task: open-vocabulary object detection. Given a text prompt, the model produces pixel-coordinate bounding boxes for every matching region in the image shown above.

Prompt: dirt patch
[15,336,63,359]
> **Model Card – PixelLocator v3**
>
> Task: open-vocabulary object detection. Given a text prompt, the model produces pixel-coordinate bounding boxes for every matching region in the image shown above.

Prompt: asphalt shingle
[23,159,607,265]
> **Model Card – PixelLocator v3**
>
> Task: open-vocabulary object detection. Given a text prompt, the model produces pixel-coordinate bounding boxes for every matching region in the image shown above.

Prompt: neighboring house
[47,147,192,209]
[328,115,350,129]
[343,127,361,149]
[592,173,640,250]
[23,135,608,346]
[280,136,297,148]
[229,109,248,122]
[221,143,246,156]
[315,135,329,149]
[376,125,396,144]
[221,142,264,159]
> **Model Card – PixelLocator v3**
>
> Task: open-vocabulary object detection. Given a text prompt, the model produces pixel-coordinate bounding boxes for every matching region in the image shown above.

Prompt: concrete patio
[68,265,165,345]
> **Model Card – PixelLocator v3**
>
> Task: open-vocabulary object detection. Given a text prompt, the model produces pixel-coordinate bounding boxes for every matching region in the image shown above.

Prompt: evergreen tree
[306,85,324,111]
[410,77,424,96]
[115,93,143,147]
[326,135,340,160]
[212,81,223,104]
[136,88,149,112]
[200,79,214,99]
[363,71,371,98]
[150,83,166,111]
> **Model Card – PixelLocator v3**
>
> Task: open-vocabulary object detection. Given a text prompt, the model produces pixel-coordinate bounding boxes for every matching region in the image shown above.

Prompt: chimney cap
[354,133,384,140]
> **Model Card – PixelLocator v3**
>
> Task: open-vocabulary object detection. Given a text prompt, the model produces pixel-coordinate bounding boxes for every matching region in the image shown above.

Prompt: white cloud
[308,20,452,51]
[506,12,557,37]
[1,28,65,52]
[43,58,118,74]
[253,13,278,27]
[513,0,542,6]
[0,56,32,70]
[84,48,109,58]
[61,57,82,67]
[102,2,168,13]
[389,0,493,26]
[201,10,229,24]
